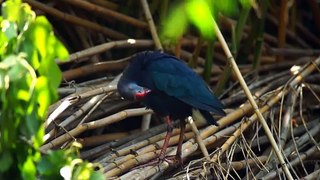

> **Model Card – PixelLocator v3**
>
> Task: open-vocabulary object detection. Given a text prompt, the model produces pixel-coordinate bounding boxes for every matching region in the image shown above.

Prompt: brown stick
[140,0,163,50]
[24,0,127,39]
[57,0,148,30]
[60,39,154,65]
[278,0,290,61]
[62,58,130,81]
[40,108,153,151]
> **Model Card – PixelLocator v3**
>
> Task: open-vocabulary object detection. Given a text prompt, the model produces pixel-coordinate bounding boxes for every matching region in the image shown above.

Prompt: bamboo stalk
[58,0,148,29]
[40,108,153,152]
[140,0,163,50]
[278,0,290,61]
[79,132,129,147]
[187,115,209,161]
[264,140,320,179]
[80,123,169,160]
[24,0,127,39]
[59,39,154,65]
[62,58,130,81]
[97,128,182,163]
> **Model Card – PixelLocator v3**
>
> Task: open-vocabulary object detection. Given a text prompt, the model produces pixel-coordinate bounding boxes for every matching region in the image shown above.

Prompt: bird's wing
[144,56,225,115]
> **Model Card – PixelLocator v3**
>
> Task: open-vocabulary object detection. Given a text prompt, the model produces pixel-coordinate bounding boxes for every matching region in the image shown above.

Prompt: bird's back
[118,51,225,123]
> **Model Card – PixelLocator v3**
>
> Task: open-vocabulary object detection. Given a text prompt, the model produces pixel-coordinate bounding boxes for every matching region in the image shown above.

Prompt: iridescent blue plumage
[117,50,225,167]
[118,50,225,125]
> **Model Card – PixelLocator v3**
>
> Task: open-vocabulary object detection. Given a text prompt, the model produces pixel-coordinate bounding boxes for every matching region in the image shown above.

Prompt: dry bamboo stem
[140,0,163,50]
[45,74,120,131]
[59,39,154,65]
[199,101,253,140]
[79,132,129,147]
[118,119,241,179]
[62,58,130,81]
[302,168,320,180]
[278,0,290,61]
[189,111,210,161]
[58,0,148,29]
[264,144,320,179]
[44,94,109,143]
[221,156,268,171]
[104,149,167,178]
[80,123,170,160]
[48,78,118,115]
[97,128,183,163]
[279,91,297,148]
[212,17,295,180]
[24,0,127,39]
[119,141,197,179]
[40,108,152,152]
[268,48,320,57]
[88,0,118,10]
[104,132,195,177]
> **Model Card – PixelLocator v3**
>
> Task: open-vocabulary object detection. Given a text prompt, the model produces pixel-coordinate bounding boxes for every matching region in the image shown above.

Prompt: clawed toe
[162,155,183,166]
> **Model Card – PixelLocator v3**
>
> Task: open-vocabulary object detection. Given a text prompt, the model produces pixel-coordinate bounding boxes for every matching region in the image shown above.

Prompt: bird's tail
[192,109,219,126]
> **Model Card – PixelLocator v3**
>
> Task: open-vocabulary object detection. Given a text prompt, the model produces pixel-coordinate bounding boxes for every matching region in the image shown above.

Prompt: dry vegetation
[26,0,320,179]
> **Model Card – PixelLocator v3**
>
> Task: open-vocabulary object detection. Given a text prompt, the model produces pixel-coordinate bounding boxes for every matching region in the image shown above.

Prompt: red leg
[176,119,186,163]
[134,116,174,169]
[159,116,174,159]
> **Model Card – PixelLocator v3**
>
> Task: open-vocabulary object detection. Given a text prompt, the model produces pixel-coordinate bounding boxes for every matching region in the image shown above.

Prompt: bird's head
[117,79,151,101]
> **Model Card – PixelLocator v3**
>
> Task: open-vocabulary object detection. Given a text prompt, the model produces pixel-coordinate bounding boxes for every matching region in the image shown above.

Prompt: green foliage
[0,0,102,179]
[161,0,239,42]
[38,142,104,180]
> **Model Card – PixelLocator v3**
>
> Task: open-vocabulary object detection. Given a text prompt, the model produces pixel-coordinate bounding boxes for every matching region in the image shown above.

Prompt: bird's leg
[134,116,174,169]
[162,119,186,165]
[176,119,186,164]
[152,116,187,165]
[158,116,174,160]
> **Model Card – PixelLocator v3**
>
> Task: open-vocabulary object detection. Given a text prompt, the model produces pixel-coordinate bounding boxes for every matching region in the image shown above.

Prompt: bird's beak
[134,89,151,100]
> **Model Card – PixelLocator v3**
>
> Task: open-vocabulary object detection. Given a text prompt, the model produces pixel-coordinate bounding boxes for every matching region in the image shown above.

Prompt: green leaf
[35,76,51,118]
[39,56,62,90]
[17,89,30,101]
[240,0,253,9]
[89,171,104,180]
[186,0,215,39]
[21,156,36,180]
[8,60,27,82]
[213,0,239,16]
[52,37,69,62]
[37,150,67,179]
[161,5,188,42]
[16,3,35,32]
[0,30,8,56]
[1,0,22,22]
[31,16,51,59]
[20,40,40,69]
[1,20,17,40]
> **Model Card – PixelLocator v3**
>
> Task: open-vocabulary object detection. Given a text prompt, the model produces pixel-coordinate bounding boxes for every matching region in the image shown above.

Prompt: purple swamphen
[117,51,225,166]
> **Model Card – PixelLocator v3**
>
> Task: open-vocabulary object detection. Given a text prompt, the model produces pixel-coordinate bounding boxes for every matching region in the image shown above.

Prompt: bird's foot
[134,155,183,169]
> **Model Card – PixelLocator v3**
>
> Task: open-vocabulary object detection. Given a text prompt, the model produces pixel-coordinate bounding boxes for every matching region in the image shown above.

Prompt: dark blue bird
[117,51,225,165]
